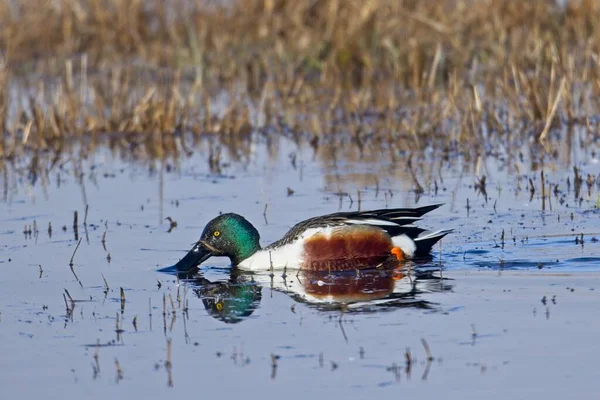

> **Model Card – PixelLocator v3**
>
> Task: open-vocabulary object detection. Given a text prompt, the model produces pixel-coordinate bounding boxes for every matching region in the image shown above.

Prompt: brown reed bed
[0,0,599,184]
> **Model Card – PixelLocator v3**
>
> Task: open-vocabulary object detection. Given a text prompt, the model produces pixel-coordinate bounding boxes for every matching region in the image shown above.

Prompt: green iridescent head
[175,213,261,272]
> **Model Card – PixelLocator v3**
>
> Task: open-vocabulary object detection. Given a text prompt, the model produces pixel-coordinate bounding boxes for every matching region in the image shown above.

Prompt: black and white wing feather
[267,204,446,248]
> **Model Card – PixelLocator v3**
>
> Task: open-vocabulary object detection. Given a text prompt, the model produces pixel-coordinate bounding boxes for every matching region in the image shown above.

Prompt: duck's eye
[213,230,220,237]
[215,302,223,311]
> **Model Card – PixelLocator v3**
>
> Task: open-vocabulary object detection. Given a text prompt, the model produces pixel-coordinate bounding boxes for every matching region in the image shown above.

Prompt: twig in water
[176,276,181,307]
[115,313,124,343]
[183,306,190,344]
[168,294,176,315]
[263,203,268,225]
[114,358,123,383]
[63,293,74,321]
[165,339,173,387]
[162,293,167,336]
[168,294,177,331]
[69,238,83,287]
[528,177,536,202]
[101,231,107,252]
[270,354,279,379]
[102,274,109,296]
[149,298,153,331]
[422,358,432,381]
[63,293,70,310]
[182,284,189,315]
[33,220,38,242]
[338,312,348,343]
[421,338,434,380]
[64,289,75,306]
[387,363,400,381]
[120,287,126,314]
[541,170,546,211]
[73,210,79,241]
[92,339,100,379]
[165,217,178,233]
[421,338,434,361]
[405,347,412,378]
[83,205,90,243]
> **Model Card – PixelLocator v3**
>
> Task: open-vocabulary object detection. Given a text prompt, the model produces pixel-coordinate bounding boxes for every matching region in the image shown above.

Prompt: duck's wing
[266,204,444,248]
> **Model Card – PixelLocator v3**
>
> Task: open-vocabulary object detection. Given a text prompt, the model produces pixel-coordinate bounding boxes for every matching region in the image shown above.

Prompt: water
[1,135,599,398]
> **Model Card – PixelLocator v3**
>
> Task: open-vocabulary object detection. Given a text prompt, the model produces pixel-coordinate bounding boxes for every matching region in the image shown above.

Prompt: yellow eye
[216,302,223,311]
[213,230,220,237]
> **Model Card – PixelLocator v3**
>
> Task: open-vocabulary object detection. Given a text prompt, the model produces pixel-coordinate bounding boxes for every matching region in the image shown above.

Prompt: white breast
[237,243,303,270]
[237,227,336,271]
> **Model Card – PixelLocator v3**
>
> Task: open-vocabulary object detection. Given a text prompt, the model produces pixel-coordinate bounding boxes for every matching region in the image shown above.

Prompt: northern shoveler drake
[174,204,452,272]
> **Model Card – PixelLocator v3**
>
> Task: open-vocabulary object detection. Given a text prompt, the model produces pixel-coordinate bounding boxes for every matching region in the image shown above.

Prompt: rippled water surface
[1,136,599,398]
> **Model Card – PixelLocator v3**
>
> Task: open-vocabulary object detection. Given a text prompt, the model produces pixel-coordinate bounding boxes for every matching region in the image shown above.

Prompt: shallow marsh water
[1,135,599,398]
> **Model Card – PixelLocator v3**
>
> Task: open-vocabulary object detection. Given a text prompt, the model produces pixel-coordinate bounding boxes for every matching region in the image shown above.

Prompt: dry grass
[0,0,599,175]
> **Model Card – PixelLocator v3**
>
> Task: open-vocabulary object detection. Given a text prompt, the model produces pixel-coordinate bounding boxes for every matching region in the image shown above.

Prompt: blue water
[1,136,599,398]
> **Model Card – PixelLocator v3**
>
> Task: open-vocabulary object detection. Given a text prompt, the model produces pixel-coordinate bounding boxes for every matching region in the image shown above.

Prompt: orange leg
[391,246,404,261]
[390,246,406,280]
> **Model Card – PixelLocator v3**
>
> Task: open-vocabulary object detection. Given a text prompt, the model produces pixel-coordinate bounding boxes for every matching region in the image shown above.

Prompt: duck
[173,204,452,272]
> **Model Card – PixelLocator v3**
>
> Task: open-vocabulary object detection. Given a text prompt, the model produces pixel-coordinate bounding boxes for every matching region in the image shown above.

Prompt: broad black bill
[174,243,213,272]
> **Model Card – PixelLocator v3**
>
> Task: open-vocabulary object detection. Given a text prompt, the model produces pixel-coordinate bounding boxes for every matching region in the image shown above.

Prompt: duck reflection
[178,261,453,324]
[190,270,262,324]
[278,266,452,313]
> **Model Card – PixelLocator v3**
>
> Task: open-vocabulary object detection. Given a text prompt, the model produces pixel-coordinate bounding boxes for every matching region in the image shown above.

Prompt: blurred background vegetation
[0,0,598,163]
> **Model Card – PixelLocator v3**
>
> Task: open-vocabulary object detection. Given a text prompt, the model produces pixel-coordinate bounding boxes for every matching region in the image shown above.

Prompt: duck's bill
[174,243,213,272]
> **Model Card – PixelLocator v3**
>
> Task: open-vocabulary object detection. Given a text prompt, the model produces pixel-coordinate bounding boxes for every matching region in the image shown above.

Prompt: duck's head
[174,213,260,272]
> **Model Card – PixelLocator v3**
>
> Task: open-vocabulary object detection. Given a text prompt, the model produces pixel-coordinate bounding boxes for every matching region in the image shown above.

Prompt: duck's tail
[413,229,453,257]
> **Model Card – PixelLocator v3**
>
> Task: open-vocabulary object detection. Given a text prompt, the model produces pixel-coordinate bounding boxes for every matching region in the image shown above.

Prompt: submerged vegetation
[0,0,599,189]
